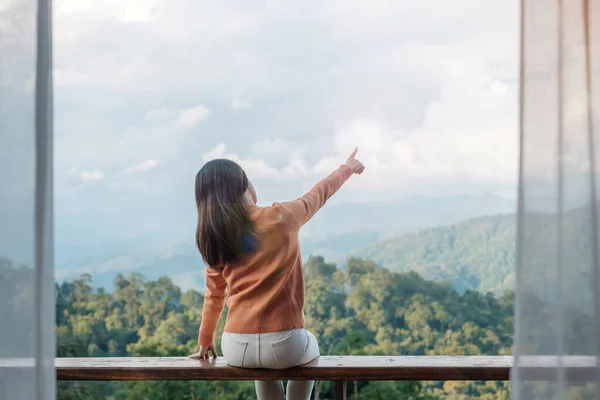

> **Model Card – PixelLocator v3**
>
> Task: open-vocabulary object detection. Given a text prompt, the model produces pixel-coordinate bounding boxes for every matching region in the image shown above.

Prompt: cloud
[203,143,281,180]
[489,80,508,96]
[249,137,294,166]
[0,0,35,89]
[144,108,177,123]
[56,103,210,192]
[202,51,519,192]
[173,105,211,129]
[231,100,250,110]
[79,170,105,183]
[118,159,163,175]
[203,143,312,181]
[50,0,518,185]
[32,0,523,246]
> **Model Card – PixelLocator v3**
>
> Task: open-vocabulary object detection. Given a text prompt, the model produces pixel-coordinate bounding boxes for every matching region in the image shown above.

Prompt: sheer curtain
[0,0,55,399]
[512,0,600,399]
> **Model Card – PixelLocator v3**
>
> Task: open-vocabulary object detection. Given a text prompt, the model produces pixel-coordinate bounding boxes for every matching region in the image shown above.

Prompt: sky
[1,0,520,262]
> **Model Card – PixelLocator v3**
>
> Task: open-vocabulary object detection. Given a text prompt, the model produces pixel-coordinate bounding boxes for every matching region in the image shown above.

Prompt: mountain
[54,193,515,289]
[305,191,514,237]
[55,241,206,292]
[351,214,517,294]
[350,202,597,309]
[298,192,515,259]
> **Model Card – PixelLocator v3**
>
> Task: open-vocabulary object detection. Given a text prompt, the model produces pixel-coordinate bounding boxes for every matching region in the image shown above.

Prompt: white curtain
[0,0,55,399]
[512,0,600,399]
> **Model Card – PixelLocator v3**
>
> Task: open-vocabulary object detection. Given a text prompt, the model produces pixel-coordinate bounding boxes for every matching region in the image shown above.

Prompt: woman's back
[221,204,306,336]
[197,166,355,345]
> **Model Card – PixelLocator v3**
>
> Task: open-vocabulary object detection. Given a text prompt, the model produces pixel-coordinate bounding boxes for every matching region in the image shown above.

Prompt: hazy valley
[55,192,516,292]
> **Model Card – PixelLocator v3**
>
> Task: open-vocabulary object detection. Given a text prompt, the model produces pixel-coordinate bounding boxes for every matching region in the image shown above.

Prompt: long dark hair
[195,159,257,268]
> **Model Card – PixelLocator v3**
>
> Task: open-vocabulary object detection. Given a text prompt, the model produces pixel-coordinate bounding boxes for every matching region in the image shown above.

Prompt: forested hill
[52,256,514,399]
[351,214,516,294]
[4,255,595,398]
[351,203,596,308]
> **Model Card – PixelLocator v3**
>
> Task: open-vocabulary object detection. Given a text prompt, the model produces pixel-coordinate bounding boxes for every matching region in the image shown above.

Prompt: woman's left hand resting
[189,343,217,359]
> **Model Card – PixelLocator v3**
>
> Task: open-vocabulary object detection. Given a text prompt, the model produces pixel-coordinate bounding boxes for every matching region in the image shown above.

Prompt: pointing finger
[349,147,358,158]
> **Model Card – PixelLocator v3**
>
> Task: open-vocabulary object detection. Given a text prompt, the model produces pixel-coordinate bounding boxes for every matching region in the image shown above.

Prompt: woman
[189,148,364,400]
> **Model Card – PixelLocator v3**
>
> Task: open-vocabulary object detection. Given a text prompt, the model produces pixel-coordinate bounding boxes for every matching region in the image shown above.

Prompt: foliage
[352,214,516,294]
[44,255,517,399]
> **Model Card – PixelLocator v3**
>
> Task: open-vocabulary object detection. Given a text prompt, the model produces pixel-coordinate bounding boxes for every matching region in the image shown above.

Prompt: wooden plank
[50,355,599,382]
[57,356,510,381]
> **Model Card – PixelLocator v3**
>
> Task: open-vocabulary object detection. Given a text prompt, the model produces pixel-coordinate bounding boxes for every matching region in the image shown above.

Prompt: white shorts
[221,328,320,369]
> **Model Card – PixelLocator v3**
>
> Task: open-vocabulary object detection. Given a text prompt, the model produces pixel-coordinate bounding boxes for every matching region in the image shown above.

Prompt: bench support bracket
[334,380,346,400]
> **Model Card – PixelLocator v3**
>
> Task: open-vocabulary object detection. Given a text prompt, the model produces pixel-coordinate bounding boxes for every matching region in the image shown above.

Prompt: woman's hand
[189,343,218,359]
[344,147,365,175]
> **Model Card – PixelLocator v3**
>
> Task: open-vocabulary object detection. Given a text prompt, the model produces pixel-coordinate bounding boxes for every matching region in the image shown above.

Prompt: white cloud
[0,0,35,89]
[249,137,294,166]
[57,104,210,190]
[79,170,105,183]
[54,0,159,23]
[203,143,283,180]
[119,159,163,175]
[144,105,210,129]
[489,80,508,96]
[173,105,211,129]
[202,49,520,193]
[144,108,177,123]
[0,0,20,13]
[203,143,314,182]
[43,0,523,238]
[309,52,518,191]
[333,119,387,162]
[231,100,250,110]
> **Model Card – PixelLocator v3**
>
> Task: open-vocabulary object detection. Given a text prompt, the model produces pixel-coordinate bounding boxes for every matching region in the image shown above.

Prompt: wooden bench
[55,356,512,399]
[55,356,511,381]
[4,356,594,400]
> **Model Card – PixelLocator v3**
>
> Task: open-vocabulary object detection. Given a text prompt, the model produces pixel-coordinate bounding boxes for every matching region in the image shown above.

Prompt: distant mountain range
[54,192,516,291]
[351,213,516,294]
[300,191,515,260]
[351,202,597,315]
[55,241,205,292]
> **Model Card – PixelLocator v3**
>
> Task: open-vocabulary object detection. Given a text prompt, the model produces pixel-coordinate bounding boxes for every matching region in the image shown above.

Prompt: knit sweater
[198,165,353,346]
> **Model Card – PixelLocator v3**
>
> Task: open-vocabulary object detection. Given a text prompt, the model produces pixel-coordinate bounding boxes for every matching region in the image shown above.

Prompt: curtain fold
[0,0,55,399]
[512,0,600,399]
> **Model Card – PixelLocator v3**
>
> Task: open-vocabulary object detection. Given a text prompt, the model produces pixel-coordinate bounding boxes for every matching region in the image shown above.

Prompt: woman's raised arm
[281,147,364,226]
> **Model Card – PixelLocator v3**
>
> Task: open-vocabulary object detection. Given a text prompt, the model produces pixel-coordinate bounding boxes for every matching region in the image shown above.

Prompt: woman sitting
[190,148,364,400]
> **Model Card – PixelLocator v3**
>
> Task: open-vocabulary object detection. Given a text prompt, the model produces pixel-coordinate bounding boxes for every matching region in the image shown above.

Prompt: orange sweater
[198,165,353,346]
